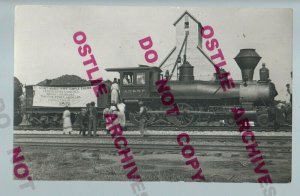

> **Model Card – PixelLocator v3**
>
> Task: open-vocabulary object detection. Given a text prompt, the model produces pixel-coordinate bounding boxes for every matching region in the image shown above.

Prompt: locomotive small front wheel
[226,117,236,127]
[257,114,269,127]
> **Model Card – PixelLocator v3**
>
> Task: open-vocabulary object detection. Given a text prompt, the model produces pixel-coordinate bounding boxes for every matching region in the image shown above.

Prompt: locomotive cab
[106,65,162,103]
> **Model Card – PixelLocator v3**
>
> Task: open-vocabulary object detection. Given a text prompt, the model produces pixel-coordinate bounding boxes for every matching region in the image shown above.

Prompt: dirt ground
[15,145,291,183]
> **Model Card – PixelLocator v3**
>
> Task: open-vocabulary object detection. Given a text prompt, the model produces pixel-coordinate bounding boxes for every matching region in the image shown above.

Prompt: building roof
[106,65,162,72]
[37,75,90,86]
[173,10,201,26]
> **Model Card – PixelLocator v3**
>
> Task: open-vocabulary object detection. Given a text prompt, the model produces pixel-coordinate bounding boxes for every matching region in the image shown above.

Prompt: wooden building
[161,11,215,81]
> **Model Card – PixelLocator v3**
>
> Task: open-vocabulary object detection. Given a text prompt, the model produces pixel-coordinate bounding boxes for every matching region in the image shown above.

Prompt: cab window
[123,72,133,85]
[151,71,160,85]
[136,73,146,85]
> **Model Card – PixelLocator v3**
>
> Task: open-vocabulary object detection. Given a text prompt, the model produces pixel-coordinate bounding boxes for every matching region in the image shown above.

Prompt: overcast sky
[14,6,292,100]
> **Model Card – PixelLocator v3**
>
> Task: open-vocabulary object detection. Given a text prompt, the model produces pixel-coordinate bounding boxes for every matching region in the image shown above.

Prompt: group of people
[62,101,147,136]
[107,78,146,135]
[103,101,146,136]
[62,77,147,136]
[103,103,126,131]
[62,101,98,136]
[62,102,128,136]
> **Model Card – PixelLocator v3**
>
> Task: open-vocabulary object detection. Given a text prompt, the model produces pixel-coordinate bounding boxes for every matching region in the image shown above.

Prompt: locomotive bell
[179,60,194,81]
[234,49,261,82]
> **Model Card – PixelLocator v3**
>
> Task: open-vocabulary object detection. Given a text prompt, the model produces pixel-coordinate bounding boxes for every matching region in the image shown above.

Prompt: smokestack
[234,49,261,82]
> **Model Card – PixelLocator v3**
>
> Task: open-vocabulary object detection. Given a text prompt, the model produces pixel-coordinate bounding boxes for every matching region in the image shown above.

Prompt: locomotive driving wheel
[129,106,157,126]
[144,106,157,126]
[129,111,140,125]
[170,103,195,127]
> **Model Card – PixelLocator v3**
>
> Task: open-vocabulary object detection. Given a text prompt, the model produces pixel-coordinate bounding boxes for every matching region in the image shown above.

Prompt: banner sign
[32,86,97,107]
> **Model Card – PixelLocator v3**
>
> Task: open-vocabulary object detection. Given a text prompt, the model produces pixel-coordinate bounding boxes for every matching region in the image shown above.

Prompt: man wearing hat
[88,101,98,137]
[78,108,87,136]
[85,103,91,135]
[111,78,120,104]
[103,106,112,135]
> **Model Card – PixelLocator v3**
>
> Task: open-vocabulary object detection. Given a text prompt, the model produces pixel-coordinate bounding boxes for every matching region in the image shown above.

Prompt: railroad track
[14,125,292,132]
[13,141,291,154]
[14,133,291,157]
[14,134,291,143]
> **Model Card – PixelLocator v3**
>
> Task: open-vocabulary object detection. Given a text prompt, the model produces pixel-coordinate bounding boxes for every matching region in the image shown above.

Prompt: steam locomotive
[106,48,280,127]
[15,48,287,128]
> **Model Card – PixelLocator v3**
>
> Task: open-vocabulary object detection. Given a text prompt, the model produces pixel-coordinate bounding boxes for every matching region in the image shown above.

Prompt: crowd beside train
[62,102,128,136]
[62,78,147,136]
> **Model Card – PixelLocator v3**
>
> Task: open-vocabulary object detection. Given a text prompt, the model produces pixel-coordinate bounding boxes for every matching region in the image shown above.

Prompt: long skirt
[111,89,119,104]
[118,111,126,127]
[63,117,73,134]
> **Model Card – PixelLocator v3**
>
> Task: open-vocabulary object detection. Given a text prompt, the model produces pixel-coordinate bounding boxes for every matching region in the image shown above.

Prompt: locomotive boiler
[169,49,277,105]
[163,49,278,127]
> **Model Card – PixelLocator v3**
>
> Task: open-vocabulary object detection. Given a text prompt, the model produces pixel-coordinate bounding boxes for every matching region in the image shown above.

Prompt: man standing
[85,103,90,134]
[286,84,293,105]
[88,102,98,137]
[78,108,87,136]
[286,83,292,105]
[103,106,111,135]
[111,78,120,104]
[284,83,292,124]
[138,101,146,137]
